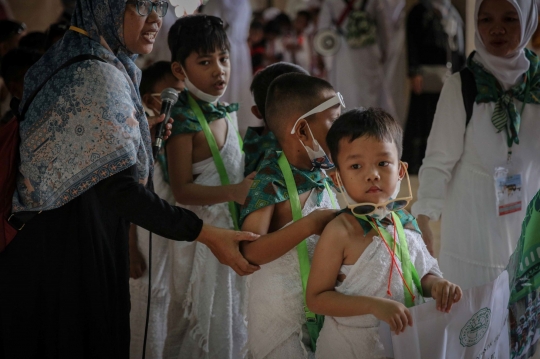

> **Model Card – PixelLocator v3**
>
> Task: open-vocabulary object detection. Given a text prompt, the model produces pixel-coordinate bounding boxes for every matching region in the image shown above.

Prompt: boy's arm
[167,133,253,206]
[306,218,413,334]
[421,274,463,313]
[240,204,336,265]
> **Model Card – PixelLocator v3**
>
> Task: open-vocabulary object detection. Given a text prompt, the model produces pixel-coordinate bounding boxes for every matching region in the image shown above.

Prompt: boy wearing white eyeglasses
[239,73,342,358]
[306,108,462,359]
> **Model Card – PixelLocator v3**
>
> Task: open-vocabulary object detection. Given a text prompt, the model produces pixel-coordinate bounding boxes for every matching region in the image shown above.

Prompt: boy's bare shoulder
[322,212,359,241]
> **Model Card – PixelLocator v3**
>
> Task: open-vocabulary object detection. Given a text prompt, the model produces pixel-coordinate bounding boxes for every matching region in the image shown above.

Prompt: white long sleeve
[411,73,467,221]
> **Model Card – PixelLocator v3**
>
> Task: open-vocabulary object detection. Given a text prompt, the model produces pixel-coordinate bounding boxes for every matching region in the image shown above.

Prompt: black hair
[265,73,334,140]
[140,61,174,96]
[19,32,46,52]
[168,14,230,66]
[0,20,26,43]
[45,22,69,50]
[296,10,312,23]
[0,48,42,86]
[326,108,403,168]
[250,62,308,122]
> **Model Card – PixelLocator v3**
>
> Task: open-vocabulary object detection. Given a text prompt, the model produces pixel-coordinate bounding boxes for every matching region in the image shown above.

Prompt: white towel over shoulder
[316,227,442,359]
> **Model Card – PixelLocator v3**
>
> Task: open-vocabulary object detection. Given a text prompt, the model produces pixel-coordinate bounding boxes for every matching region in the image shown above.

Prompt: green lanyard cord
[277,151,337,351]
[187,94,243,230]
[358,213,423,308]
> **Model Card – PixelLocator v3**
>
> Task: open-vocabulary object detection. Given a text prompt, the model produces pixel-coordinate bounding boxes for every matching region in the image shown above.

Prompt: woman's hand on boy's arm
[231,171,256,205]
[417,214,435,256]
[196,224,260,276]
[421,274,462,313]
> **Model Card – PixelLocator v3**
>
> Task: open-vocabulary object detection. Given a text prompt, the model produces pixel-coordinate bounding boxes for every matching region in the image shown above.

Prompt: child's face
[180,48,231,97]
[302,91,342,155]
[142,74,184,114]
[335,135,404,205]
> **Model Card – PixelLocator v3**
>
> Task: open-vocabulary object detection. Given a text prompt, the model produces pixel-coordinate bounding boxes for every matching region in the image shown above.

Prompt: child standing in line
[243,61,308,176]
[306,108,462,359]
[163,15,255,359]
[128,61,183,359]
[240,73,342,358]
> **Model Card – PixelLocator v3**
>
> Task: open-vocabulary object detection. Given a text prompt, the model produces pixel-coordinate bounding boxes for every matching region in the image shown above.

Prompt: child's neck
[282,147,314,172]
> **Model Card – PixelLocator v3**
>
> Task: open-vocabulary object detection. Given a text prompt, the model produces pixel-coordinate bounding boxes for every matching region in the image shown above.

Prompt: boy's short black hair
[327,108,403,168]
[0,48,42,86]
[250,62,308,123]
[265,73,334,140]
[19,32,46,52]
[140,61,174,96]
[168,14,230,66]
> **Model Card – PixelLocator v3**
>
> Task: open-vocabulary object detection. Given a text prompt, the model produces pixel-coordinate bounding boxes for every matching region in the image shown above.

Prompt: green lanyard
[277,152,337,352]
[187,94,243,230]
[358,213,423,308]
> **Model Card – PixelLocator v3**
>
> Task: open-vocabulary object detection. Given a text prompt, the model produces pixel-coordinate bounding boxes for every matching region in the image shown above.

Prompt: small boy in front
[243,62,308,176]
[240,73,342,358]
[306,108,462,359]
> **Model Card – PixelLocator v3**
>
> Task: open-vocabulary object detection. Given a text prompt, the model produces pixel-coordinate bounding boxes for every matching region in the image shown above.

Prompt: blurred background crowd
[1,0,540,175]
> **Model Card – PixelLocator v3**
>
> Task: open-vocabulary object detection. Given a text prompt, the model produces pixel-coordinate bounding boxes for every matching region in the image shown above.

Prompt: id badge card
[494,166,523,216]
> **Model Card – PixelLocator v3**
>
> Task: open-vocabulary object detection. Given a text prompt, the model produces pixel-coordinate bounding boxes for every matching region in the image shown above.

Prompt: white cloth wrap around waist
[315,226,442,359]
[246,189,336,359]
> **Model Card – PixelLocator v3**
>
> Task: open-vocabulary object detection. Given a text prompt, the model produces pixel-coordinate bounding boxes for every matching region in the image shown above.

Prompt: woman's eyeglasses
[336,163,413,217]
[126,0,169,17]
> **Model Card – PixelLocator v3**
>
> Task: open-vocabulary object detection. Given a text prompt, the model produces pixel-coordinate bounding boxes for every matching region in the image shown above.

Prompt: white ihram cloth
[318,0,395,117]
[246,189,336,359]
[316,227,442,359]
[163,115,248,359]
[411,73,540,290]
[129,162,175,359]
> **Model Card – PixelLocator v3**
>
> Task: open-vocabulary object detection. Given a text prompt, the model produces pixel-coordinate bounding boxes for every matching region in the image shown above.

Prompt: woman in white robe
[317,0,395,116]
[413,0,540,290]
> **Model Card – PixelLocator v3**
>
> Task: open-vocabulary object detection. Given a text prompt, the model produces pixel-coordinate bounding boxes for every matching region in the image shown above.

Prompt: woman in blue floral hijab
[0,1,258,357]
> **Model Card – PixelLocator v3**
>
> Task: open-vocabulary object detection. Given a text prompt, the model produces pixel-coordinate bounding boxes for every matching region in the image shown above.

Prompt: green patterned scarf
[240,150,331,226]
[467,49,540,148]
[158,90,239,183]
[243,127,280,176]
[338,208,421,236]
[169,90,239,135]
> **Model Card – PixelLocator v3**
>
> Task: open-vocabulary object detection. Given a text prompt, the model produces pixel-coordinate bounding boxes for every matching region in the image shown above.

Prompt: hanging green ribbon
[467,49,540,148]
[345,211,423,308]
[187,94,243,230]
[277,152,337,352]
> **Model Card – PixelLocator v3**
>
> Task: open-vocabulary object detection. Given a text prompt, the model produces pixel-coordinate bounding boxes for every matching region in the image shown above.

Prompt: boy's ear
[142,93,152,108]
[251,105,263,119]
[398,161,408,180]
[294,118,311,142]
[171,62,186,81]
[329,169,339,187]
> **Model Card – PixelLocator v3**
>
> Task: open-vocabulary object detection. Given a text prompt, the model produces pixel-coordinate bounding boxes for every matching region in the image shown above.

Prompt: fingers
[246,171,257,180]
[405,308,413,327]
[147,114,166,129]
[454,286,463,303]
[441,283,450,312]
[235,231,260,242]
[233,257,260,276]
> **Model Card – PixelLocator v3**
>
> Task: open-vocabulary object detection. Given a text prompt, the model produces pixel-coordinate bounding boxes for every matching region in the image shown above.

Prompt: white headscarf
[474,0,538,90]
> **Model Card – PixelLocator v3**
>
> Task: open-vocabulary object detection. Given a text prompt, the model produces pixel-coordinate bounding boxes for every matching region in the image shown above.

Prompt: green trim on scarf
[243,127,280,176]
[169,89,239,135]
[158,90,239,183]
[467,49,540,148]
[337,208,421,236]
[240,150,331,226]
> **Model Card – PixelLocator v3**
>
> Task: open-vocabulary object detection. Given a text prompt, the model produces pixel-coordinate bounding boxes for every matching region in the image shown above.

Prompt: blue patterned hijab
[13,0,153,212]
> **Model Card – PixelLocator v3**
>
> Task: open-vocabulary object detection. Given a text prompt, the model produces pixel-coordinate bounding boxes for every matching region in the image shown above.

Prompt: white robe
[203,0,257,135]
[382,0,408,127]
[412,73,540,290]
[163,114,248,359]
[129,163,175,359]
[246,189,336,359]
[315,227,442,359]
[318,0,395,116]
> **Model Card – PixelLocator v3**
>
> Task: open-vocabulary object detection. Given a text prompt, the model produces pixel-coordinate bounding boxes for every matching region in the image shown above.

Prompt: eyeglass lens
[385,200,408,211]
[352,205,376,216]
[136,0,168,17]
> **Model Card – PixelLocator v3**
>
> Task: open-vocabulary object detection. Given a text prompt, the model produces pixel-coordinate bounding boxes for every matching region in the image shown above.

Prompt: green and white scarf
[467,49,540,148]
